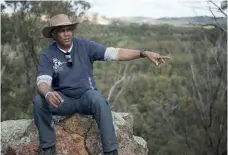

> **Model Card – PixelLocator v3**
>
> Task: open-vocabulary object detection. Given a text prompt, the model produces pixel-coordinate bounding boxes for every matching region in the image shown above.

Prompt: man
[34,14,169,155]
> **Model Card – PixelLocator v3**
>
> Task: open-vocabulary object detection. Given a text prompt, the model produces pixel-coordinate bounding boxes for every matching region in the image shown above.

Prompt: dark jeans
[33,89,118,152]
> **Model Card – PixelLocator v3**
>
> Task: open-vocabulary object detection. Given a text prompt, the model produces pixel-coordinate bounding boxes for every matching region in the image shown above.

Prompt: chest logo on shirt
[53,58,67,72]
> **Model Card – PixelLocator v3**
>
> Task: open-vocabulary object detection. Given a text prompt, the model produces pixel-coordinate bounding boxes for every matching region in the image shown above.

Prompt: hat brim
[42,22,79,38]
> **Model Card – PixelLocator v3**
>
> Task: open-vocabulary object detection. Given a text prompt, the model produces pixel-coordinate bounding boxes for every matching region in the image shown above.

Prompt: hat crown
[42,13,78,38]
[48,14,72,26]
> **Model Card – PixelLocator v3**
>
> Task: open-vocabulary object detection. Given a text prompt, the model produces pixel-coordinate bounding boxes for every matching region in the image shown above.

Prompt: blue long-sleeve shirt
[37,38,107,98]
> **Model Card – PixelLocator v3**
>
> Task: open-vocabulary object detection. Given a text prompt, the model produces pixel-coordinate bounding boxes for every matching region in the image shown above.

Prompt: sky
[2,0,226,18]
[86,0,225,18]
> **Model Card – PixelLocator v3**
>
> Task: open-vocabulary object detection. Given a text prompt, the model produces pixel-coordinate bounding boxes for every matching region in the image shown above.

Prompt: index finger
[158,55,170,59]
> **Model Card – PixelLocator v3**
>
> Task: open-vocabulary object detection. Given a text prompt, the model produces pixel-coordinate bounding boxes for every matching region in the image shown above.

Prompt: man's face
[53,26,73,47]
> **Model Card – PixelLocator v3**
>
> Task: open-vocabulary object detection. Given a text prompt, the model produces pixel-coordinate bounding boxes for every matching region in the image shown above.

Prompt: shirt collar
[56,42,73,53]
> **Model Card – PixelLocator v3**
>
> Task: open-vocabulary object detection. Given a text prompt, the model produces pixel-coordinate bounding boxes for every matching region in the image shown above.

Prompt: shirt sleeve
[87,40,107,62]
[36,54,53,86]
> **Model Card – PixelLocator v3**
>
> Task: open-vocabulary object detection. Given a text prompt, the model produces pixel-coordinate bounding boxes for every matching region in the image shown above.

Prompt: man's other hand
[45,91,64,108]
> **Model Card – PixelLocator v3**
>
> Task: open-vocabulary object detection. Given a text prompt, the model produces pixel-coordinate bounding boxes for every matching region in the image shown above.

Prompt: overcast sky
[86,0,225,18]
[2,0,225,18]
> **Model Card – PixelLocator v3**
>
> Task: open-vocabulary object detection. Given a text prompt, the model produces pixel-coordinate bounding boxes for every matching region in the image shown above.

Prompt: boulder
[1,112,148,155]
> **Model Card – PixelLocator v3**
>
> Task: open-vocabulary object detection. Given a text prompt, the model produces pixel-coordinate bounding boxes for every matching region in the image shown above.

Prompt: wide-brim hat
[42,14,79,38]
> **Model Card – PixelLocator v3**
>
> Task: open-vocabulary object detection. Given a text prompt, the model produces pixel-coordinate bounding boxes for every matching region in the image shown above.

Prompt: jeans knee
[92,96,109,110]
[33,95,47,111]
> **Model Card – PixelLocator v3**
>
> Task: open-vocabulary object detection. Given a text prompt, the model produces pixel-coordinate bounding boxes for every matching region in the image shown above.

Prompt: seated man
[34,14,169,155]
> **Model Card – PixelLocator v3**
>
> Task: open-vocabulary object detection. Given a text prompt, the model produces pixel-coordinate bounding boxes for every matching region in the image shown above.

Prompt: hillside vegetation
[1,1,227,155]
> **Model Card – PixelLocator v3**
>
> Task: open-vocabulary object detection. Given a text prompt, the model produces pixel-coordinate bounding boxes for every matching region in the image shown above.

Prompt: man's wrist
[139,49,146,58]
[44,91,52,99]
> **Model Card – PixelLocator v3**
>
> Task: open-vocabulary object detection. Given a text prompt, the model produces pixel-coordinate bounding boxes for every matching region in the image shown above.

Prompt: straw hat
[42,14,79,38]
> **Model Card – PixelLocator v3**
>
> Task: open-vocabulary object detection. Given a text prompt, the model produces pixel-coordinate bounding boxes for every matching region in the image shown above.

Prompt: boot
[38,145,56,155]
[104,149,118,155]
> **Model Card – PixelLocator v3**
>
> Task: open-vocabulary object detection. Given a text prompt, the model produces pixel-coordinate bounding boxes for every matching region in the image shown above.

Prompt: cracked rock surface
[1,112,148,155]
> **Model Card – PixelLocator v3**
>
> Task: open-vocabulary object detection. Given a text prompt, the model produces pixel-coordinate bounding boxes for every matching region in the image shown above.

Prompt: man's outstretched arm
[117,48,144,61]
[105,47,170,66]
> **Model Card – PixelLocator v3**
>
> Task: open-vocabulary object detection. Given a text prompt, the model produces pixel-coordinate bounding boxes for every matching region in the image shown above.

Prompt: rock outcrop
[1,112,148,155]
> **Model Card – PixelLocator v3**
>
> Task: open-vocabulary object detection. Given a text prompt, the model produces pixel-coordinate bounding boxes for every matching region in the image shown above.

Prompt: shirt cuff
[37,75,52,86]
[104,47,119,61]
